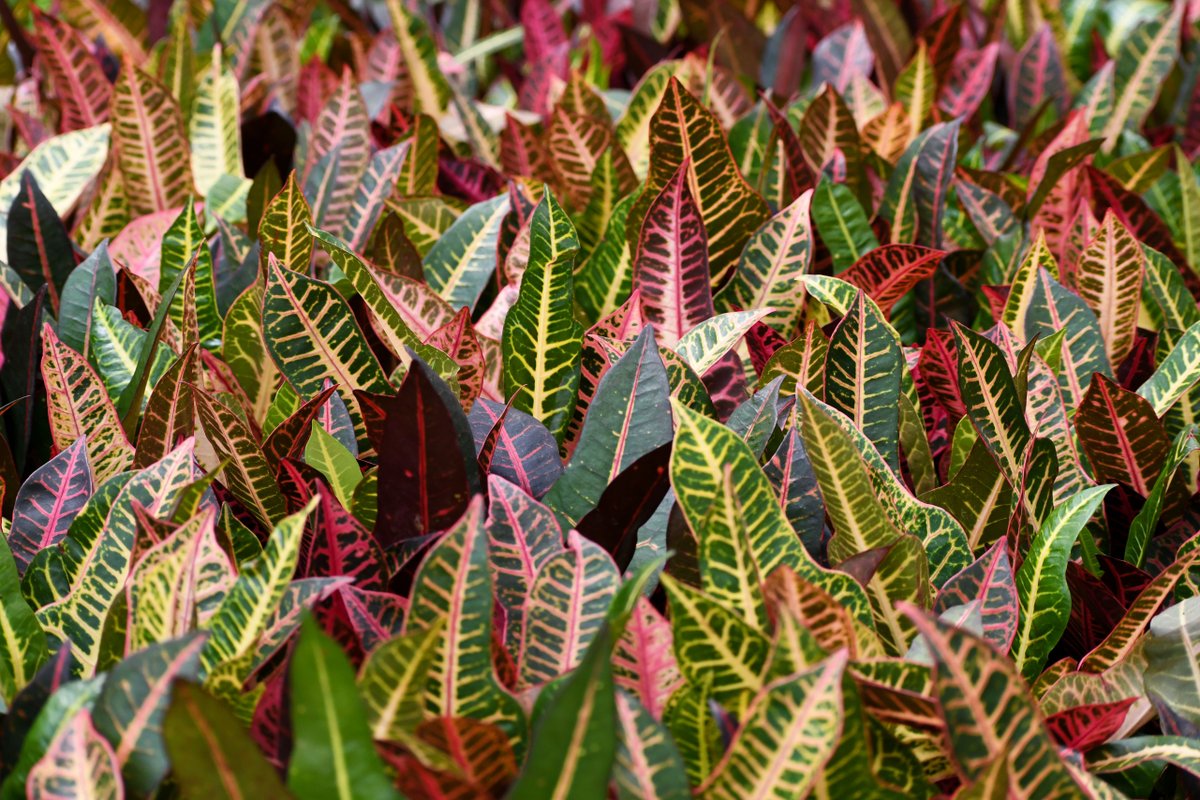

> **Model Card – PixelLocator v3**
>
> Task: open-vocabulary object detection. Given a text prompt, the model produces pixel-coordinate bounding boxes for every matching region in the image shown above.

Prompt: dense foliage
[4,0,1200,797]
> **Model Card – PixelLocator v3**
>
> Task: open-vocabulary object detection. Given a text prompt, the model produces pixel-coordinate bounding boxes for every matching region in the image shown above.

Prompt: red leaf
[839,244,944,314]
[1045,698,1136,751]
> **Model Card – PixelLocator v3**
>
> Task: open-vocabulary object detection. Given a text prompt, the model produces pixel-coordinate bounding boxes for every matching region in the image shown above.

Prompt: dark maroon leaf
[362,356,481,549]
[576,441,672,571]
[8,433,91,575]
[7,172,75,314]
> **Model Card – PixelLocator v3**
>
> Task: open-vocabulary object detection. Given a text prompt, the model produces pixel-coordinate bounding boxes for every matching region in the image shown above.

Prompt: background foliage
[2,0,1200,797]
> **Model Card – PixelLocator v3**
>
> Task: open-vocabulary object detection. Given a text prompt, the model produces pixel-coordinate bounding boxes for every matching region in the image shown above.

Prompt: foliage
[3,0,1200,798]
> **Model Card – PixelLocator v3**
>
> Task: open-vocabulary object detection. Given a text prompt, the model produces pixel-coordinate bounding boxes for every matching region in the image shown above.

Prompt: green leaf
[358,621,444,740]
[421,194,509,311]
[0,536,47,706]
[164,682,292,800]
[402,498,526,743]
[288,615,399,800]
[304,421,362,510]
[613,690,691,800]
[194,389,288,528]
[501,190,583,443]
[1142,595,1200,730]
[0,124,110,267]
[661,574,770,708]
[114,265,185,433]
[385,0,451,116]
[811,179,878,273]
[952,323,1031,486]
[1099,2,1182,150]
[545,327,673,524]
[904,607,1080,797]
[508,623,618,800]
[669,399,874,628]
[199,499,315,677]
[718,191,813,333]
[91,634,206,795]
[1126,426,1200,566]
[111,65,193,216]
[1011,485,1112,681]
[699,653,848,800]
[1138,319,1200,415]
[262,255,391,449]
[825,291,903,470]
[189,53,241,196]
[161,200,221,349]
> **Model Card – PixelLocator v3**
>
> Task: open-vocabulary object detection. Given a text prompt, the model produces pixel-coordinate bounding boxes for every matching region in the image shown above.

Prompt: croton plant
[4,0,1200,797]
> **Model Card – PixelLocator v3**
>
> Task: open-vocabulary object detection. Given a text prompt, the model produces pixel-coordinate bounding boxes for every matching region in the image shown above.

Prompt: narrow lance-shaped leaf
[8,172,75,314]
[824,291,903,471]
[1011,485,1112,682]
[288,615,399,800]
[952,323,1031,486]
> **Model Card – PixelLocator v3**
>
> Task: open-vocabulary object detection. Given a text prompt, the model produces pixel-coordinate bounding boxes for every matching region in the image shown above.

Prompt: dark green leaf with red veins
[934,539,1018,653]
[9,437,91,575]
[469,398,562,499]
[8,172,75,314]
[544,327,672,525]
[631,160,714,348]
[1075,374,1170,497]
[364,356,480,550]
[627,78,768,287]
[91,634,206,795]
